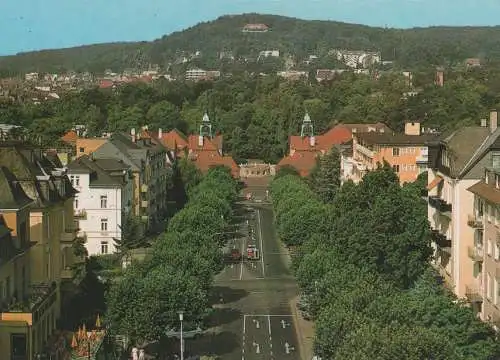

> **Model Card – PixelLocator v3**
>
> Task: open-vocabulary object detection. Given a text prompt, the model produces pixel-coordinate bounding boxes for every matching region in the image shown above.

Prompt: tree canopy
[106,166,238,344]
[270,164,500,359]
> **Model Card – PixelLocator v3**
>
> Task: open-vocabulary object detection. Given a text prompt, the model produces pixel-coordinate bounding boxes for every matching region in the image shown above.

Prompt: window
[101,241,109,254]
[79,147,84,153]
[492,152,500,168]
[485,170,489,184]
[100,195,108,209]
[392,147,400,156]
[488,273,493,300]
[392,164,400,173]
[74,198,78,209]
[497,175,500,189]
[496,243,500,261]
[70,175,75,186]
[100,218,108,231]
[487,204,492,222]
[75,176,80,186]
[496,207,500,226]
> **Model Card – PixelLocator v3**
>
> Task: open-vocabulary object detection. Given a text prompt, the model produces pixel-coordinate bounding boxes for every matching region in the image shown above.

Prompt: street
[180,180,302,360]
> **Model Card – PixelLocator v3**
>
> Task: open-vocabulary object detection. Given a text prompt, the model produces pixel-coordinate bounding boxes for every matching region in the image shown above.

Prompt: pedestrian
[132,346,138,360]
[138,348,145,360]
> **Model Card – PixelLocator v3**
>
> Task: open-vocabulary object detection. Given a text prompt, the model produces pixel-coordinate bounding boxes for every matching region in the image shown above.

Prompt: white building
[67,155,134,255]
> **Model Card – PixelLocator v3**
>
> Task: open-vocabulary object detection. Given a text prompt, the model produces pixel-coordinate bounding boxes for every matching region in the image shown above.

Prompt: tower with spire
[300,112,315,147]
[198,112,213,147]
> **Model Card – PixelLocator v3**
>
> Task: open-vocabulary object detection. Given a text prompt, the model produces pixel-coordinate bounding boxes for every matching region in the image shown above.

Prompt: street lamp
[178,311,184,360]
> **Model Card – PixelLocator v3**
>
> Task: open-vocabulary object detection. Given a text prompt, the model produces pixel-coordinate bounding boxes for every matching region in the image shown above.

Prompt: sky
[1,0,500,56]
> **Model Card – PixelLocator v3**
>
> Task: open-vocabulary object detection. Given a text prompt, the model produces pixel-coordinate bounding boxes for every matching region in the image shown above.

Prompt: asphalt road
[179,184,302,360]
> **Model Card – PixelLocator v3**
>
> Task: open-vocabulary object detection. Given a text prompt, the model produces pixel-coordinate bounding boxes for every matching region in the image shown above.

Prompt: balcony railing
[431,230,452,248]
[465,284,483,303]
[468,246,484,262]
[1,282,57,325]
[428,196,452,214]
[467,214,484,229]
[74,209,87,219]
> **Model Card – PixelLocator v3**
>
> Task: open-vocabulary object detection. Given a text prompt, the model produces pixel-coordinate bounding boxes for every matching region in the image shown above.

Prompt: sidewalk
[290,296,314,360]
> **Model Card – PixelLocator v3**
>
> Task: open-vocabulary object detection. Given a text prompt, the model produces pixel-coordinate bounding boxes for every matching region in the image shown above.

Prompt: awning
[427,176,443,190]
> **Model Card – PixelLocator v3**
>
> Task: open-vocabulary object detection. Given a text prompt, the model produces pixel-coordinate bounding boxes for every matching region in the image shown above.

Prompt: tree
[146,100,186,132]
[309,147,341,203]
[114,215,146,253]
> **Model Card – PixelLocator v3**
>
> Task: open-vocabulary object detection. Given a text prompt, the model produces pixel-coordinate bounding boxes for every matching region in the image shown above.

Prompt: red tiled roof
[289,126,352,152]
[61,130,78,145]
[159,129,189,150]
[188,135,219,152]
[191,150,239,178]
[277,151,319,177]
[99,80,114,89]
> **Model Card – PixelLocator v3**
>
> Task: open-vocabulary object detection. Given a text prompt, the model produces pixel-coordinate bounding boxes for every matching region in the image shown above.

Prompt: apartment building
[350,122,436,184]
[467,168,500,326]
[91,131,169,233]
[427,111,500,314]
[0,142,79,360]
[67,155,134,256]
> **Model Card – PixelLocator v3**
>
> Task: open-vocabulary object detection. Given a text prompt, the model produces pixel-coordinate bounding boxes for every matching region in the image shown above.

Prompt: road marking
[243,315,246,334]
[239,231,245,281]
[257,208,265,277]
[267,315,272,335]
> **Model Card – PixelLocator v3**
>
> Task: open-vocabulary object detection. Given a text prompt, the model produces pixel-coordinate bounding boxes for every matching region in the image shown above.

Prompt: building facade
[349,122,435,184]
[67,156,133,255]
[91,131,170,233]
[0,142,80,360]
[427,111,500,326]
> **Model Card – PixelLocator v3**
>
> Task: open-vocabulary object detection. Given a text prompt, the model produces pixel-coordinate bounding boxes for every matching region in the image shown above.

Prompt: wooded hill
[2,13,500,74]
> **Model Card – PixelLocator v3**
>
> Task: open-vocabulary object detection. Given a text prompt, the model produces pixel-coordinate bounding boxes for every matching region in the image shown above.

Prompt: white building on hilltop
[67,155,134,255]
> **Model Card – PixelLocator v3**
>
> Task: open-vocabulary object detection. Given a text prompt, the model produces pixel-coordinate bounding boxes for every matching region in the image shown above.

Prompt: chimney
[481,119,488,127]
[490,110,498,133]
[131,128,136,142]
[198,135,203,147]
[158,128,163,138]
[310,136,315,147]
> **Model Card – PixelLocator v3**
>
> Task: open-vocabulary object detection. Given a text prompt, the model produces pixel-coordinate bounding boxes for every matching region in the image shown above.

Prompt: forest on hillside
[2,14,500,74]
[1,67,500,163]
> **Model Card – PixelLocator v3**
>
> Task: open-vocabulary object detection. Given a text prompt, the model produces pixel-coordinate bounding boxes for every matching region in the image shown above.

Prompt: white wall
[70,173,125,256]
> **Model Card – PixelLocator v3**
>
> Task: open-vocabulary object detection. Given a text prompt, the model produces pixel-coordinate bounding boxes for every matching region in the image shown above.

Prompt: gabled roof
[356,132,438,146]
[459,126,500,177]
[61,130,78,145]
[67,155,128,187]
[438,126,491,178]
[277,151,319,176]
[159,129,189,150]
[188,135,220,152]
[189,150,239,177]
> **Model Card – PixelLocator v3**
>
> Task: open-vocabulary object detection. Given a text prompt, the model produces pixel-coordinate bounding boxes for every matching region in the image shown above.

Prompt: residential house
[67,156,133,256]
[427,111,500,316]
[277,114,392,177]
[0,142,79,360]
[157,114,239,178]
[185,69,220,82]
[350,122,436,184]
[90,131,169,233]
[75,137,108,158]
[242,24,269,32]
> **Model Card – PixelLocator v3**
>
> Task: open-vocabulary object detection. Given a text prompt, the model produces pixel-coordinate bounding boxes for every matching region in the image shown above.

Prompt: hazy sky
[1,0,499,55]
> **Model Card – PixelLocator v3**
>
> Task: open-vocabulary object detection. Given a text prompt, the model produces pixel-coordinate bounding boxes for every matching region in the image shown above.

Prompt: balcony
[465,285,483,303]
[74,209,87,219]
[428,196,452,214]
[431,230,452,249]
[468,246,484,262]
[0,282,57,326]
[467,214,484,229]
[61,228,77,243]
[416,154,429,164]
